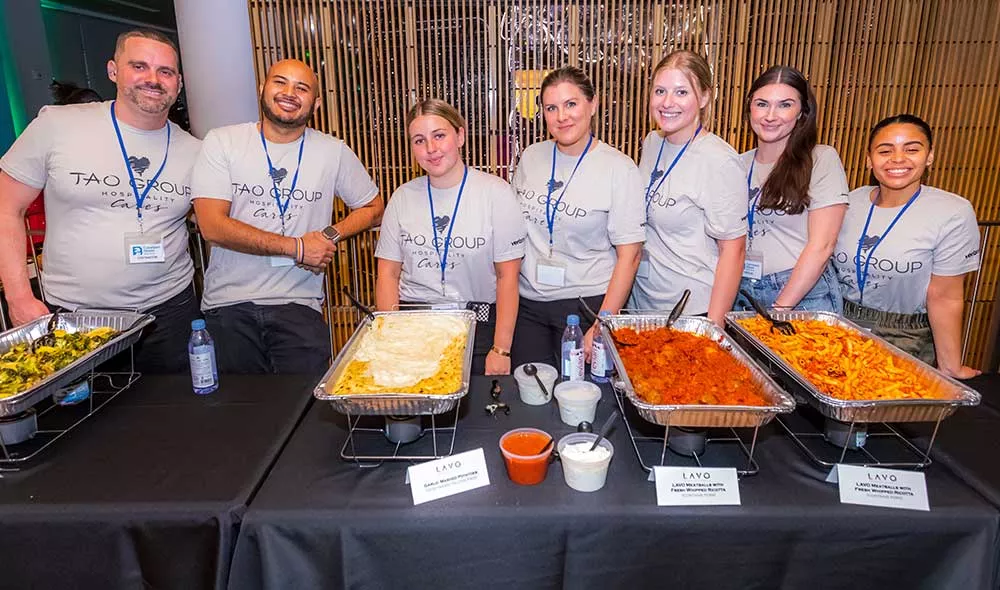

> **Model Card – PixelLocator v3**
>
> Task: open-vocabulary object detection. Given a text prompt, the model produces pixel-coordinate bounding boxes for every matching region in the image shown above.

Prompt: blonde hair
[652,50,714,127]
[405,99,466,134]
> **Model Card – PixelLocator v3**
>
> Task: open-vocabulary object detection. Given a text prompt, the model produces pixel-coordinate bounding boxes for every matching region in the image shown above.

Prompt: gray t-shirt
[741,144,849,276]
[513,140,646,301]
[191,122,379,311]
[632,131,748,314]
[0,100,200,310]
[375,168,526,304]
[832,185,980,314]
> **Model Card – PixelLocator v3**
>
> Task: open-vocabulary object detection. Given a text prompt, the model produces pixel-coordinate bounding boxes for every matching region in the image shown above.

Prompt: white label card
[653,467,741,506]
[269,256,296,267]
[536,258,567,287]
[835,464,929,511]
[124,232,165,264]
[742,251,764,280]
[407,448,490,506]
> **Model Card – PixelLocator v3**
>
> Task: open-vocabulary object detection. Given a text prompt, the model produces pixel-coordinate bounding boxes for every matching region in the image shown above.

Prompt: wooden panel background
[246,0,1000,367]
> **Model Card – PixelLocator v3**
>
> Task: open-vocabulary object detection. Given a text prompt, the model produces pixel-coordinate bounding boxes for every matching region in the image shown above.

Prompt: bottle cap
[191,319,206,330]
[598,310,611,317]
[567,314,580,326]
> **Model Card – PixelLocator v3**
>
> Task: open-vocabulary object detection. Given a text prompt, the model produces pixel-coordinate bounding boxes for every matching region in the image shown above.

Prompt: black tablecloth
[230,376,1000,590]
[0,374,313,590]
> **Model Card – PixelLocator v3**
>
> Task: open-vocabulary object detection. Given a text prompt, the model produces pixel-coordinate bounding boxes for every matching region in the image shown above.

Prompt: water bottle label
[190,347,216,388]
[591,340,606,377]
[569,347,585,380]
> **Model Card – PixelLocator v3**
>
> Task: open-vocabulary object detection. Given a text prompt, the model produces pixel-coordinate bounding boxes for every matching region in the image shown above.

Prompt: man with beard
[192,59,382,375]
[0,30,202,373]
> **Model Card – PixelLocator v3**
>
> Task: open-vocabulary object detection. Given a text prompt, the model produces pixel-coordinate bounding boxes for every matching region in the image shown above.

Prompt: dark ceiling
[45,0,177,29]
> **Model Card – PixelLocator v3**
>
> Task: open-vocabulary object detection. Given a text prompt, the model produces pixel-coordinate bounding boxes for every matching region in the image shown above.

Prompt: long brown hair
[745,66,817,215]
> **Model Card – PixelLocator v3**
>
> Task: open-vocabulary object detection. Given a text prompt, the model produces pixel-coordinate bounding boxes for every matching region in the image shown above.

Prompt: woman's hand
[485,349,511,375]
[940,364,981,380]
[583,323,597,362]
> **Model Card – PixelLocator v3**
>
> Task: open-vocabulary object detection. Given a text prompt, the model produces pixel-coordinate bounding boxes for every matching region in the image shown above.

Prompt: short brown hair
[405,98,466,133]
[652,50,714,127]
[114,30,180,65]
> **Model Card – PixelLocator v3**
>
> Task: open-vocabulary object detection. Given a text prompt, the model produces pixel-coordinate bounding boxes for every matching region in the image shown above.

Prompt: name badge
[742,250,764,280]
[269,256,296,267]
[536,257,567,287]
[636,251,651,279]
[124,232,165,264]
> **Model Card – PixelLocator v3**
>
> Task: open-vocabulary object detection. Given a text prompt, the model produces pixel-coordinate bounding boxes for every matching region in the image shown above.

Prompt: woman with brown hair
[832,114,980,378]
[631,50,746,324]
[375,99,526,375]
[734,65,849,312]
[511,66,645,369]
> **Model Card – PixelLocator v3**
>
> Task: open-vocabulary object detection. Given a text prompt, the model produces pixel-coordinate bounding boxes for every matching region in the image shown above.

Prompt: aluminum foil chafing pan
[724,310,981,423]
[0,311,154,417]
[314,309,476,416]
[603,315,795,428]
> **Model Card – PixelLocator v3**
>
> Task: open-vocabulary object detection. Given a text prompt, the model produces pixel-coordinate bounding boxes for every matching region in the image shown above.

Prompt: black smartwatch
[321,225,341,243]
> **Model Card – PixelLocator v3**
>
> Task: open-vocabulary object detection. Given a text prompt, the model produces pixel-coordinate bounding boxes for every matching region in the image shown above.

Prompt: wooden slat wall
[246,0,1000,365]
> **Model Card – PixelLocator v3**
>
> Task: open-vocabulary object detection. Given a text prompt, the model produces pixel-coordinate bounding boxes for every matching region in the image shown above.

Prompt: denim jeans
[734,264,842,313]
[204,302,331,375]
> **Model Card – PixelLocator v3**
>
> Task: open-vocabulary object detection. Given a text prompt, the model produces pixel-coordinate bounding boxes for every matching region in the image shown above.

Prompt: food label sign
[836,464,929,511]
[653,467,741,506]
[407,448,490,505]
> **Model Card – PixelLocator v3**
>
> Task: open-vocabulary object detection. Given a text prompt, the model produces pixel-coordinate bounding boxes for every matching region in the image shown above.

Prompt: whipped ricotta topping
[561,441,612,463]
[354,315,467,388]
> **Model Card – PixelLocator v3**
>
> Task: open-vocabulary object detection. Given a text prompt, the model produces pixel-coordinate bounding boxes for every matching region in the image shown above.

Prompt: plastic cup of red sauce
[499,427,554,485]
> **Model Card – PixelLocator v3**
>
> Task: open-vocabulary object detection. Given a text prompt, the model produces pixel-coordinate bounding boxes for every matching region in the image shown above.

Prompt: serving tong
[342,288,376,321]
[30,312,60,352]
[740,289,796,335]
[577,290,691,347]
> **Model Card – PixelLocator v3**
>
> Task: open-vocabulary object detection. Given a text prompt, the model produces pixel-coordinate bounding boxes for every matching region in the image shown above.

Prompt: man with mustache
[0,30,202,372]
[191,59,383,375]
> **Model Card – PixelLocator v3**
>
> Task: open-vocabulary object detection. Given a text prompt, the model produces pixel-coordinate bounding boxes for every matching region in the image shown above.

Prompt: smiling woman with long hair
[831,114,981,379]
[375,99,526,375]
[631,50,746,324]
[510,66,645,369]
[734,65,849,313]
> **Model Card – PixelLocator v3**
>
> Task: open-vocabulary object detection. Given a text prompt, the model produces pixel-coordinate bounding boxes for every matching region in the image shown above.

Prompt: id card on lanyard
[537,137,593,287]
[259,125,306,267]
[428,166,468,297]
[638,127,701,279]
[111,101,170,264]
[855,186,922,304]
[742,155,764,280]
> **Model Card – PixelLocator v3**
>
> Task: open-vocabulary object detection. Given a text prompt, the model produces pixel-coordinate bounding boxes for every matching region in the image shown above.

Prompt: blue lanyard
[746,155,760,242]
[110,101,171,232]
[427,166,468,294]
[643,125,701,213]
[259,125,306,235]
[855,186,922,303]
[546,135,593,255]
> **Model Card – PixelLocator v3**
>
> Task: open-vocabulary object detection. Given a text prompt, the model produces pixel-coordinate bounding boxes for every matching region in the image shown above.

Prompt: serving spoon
[522,363,551,401]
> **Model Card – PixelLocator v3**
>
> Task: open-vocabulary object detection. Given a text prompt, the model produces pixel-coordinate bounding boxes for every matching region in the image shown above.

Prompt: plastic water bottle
[590,311,611,383]
[188,319,219,394]
[561,314,585,381]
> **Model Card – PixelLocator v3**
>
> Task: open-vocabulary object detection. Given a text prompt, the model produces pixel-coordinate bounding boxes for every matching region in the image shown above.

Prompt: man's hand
[300,231,336,267]
[296,262,327,275]
[9,294,49,326]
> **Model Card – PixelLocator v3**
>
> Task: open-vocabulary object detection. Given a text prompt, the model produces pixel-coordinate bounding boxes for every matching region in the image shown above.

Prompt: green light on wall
[0,4,27,135]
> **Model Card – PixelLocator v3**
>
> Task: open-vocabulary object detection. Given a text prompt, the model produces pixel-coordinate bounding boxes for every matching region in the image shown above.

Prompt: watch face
[322,226,339,241]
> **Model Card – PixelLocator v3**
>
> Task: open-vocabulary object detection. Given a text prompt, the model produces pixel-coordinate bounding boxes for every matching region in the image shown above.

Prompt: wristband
[490,345,510,357]
[295,237,304,264]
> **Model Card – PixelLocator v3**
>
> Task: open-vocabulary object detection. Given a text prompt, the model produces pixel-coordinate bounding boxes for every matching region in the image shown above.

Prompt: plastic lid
[567,314,580,326]
[598,310,611,317]
[191,319,206,330]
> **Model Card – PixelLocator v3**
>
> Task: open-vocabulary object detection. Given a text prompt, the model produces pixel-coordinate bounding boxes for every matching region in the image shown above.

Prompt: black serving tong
[665,289,691,330]
[342,288,376,322]
[30,312,60,352]
[740,289,796,336]
[577,297,634,348]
